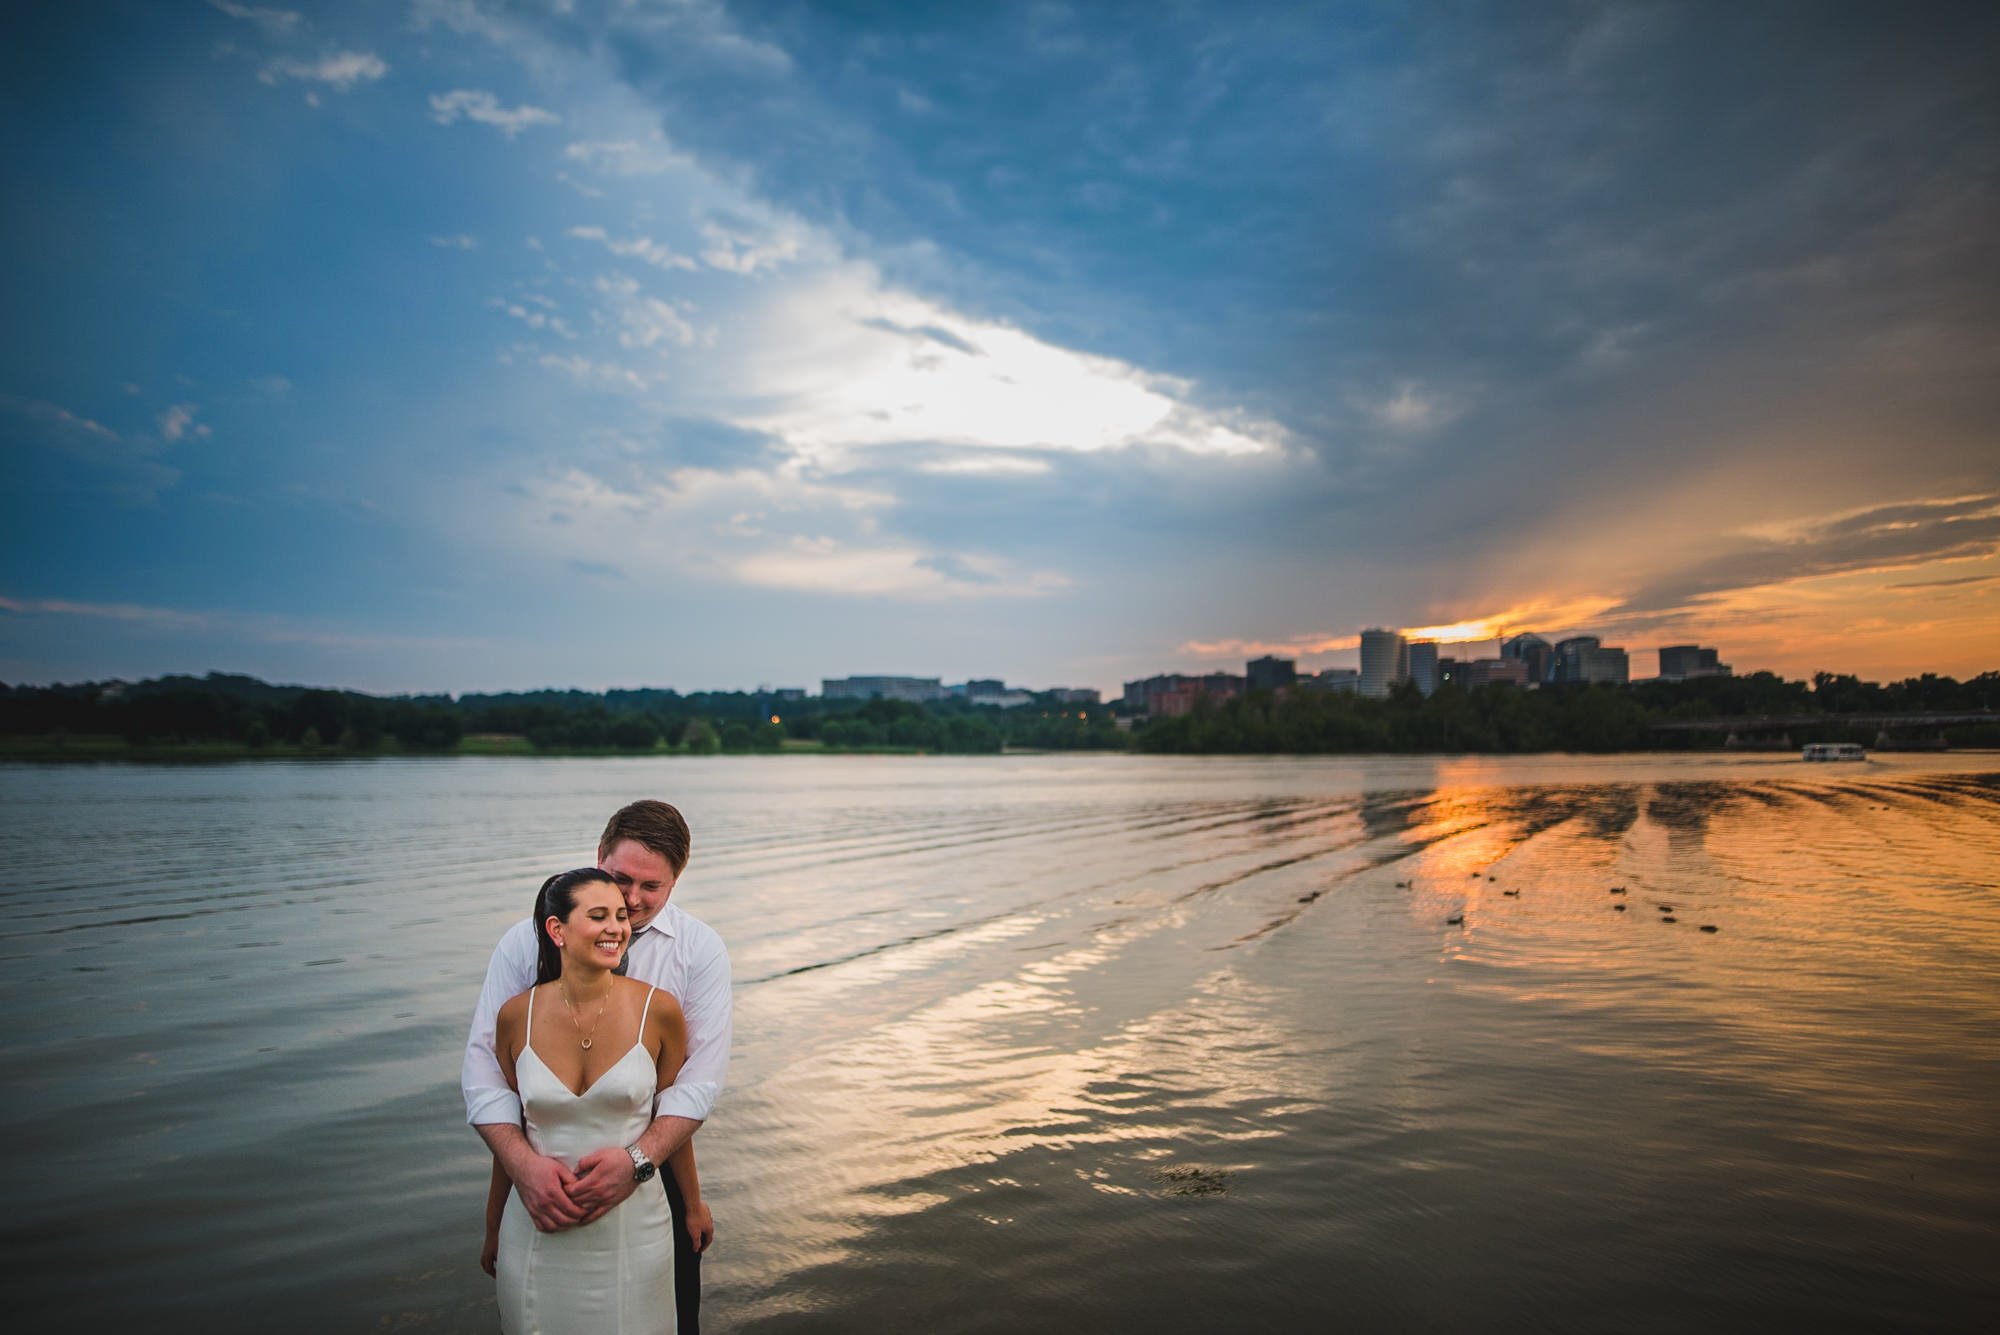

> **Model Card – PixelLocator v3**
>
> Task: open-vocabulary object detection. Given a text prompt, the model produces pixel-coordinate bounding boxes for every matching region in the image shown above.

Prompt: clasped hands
[514,1147,639,1231]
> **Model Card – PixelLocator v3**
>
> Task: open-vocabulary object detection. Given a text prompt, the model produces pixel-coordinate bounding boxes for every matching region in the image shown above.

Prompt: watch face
[635,1162,656,1182]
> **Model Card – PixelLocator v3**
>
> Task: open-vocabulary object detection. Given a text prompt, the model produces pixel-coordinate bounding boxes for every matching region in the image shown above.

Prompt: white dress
[497,988,675,1335]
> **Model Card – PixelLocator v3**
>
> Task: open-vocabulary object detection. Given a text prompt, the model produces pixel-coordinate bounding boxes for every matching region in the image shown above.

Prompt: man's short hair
[598,799,692,875]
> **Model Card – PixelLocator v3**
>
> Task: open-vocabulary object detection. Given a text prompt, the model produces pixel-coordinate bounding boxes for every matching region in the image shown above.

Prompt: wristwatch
[626,1145,657,1184]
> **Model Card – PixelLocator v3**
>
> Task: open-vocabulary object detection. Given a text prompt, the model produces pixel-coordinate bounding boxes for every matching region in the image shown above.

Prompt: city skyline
[5,2,1998,694]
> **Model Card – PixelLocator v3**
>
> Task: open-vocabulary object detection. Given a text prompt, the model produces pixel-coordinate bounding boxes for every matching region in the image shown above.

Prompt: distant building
[1127,673,1244,717]
[964,679,1006,698]
[1123,672,1244,715]
[1408,641,1440,696]
[1048,688,1101,707]
[1299,668,1360,693]
[1358,629,1409,699]
[1501,632,1552,685]
[1549,637,1599,684]
[1550,638,1630,685]
[1462,658,1530,688]
[771,688,807,702]
[1247,655,1297,691]
[822,676,946,703]
[1585,647,1629,684]
[1436,657,1462,690]
[1657,645,1732,681]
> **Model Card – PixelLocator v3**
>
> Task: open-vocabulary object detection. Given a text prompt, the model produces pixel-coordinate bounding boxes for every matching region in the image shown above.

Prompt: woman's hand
[480,1231,499,1277]
[684,1198,715,1254]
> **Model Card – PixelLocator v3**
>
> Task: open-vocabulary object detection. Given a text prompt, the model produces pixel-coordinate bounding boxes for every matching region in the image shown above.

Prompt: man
[463,800,731,1333]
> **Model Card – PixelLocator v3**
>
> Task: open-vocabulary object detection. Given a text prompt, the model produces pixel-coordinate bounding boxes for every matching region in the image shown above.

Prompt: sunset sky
[4,0,1997,694]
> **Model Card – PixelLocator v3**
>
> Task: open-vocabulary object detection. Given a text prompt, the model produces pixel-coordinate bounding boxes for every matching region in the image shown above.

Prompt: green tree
[683,719,721,755]
[609,714,661,750]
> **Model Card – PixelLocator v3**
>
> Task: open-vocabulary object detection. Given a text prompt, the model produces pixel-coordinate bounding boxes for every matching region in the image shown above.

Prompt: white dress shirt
[462,901,732,1127]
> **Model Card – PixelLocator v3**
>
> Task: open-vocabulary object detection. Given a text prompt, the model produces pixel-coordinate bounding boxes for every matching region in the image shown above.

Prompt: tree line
[3,668,1992,757]
[1134,670,2000,754]
[0,673,1122,755]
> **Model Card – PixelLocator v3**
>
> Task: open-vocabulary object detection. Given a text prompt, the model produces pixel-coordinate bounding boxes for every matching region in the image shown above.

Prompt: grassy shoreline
[8,733,1992,764]
[0,733,988,761]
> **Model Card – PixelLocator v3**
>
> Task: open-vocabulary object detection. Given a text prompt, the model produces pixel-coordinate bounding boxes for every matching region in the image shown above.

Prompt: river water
[1,753,1996,1332]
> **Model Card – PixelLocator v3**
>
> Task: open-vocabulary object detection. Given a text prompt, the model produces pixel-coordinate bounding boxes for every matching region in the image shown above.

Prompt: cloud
[576,261,1284,469]
[429,233,479,250]
[698,219,805,275]
[259,51,388,91]
[157,404,210,442]
[0,595,212,631]
[1,394,180,502]
[567,226,698,273]
[490,463,1068,600]
[1608,494,2000,619]
[1177,634,1361,662]
[595,275,699,351]
[564,139,692,177]
[208,1,300,34]
[1,393,116,441]
[0,595,488,651]
[429,89,559,137]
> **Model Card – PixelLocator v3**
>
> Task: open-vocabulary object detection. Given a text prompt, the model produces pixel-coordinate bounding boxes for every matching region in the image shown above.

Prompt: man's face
[598,838,678,932]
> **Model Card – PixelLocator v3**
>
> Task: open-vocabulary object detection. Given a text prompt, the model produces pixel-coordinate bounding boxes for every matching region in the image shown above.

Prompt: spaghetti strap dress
[496,986,674,1335]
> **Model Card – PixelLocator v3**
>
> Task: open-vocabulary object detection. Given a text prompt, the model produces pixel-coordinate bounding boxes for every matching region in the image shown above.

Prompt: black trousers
[663,1170,701,1334]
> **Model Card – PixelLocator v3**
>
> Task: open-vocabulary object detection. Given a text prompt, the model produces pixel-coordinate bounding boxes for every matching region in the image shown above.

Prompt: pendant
[581,1038,593,1049]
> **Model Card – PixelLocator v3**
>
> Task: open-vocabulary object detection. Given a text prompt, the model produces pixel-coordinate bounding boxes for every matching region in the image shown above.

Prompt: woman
[480,868,707,1334]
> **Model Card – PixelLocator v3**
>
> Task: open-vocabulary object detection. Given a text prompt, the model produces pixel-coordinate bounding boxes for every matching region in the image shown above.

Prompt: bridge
[1649,711,1996,751]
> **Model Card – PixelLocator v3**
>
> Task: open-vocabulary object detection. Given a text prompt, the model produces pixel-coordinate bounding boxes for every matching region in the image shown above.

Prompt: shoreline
[4,733,1994,764]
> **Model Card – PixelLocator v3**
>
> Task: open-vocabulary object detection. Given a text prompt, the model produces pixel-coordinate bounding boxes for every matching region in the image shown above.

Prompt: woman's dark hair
[533,867,621,984]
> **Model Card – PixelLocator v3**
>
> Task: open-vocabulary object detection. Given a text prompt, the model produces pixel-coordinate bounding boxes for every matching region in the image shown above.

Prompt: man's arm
[657,922,733,1122]
[464,922,588,1232]
[462,921,538,1126]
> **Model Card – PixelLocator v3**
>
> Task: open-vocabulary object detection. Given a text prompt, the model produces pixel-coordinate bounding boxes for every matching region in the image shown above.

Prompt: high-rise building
[1583,646,1629,684]
[1550,636,1600,684]
[1501,632,1552,685]
[1657,645,1732,680]
[1247,655,1297,691]
[1408,641,1440,696]
[1359,629,1408,698]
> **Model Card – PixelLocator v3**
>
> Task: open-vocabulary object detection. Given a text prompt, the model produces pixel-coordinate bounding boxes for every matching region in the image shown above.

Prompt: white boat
[1801,742,1866,761]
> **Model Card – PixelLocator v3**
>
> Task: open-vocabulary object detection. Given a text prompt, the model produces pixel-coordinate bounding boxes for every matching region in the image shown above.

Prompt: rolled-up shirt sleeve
[463,920,538,1126]
[655,921,732,1122]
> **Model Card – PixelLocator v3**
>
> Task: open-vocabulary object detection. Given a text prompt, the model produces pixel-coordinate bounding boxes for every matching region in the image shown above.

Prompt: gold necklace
[559,978,614,1050]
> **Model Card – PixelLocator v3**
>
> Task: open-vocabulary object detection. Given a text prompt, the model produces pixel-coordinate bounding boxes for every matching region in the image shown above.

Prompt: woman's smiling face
[549,880,630,970]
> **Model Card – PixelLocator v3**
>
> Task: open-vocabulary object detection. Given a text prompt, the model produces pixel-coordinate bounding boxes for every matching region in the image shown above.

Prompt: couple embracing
[461,800,732,1335]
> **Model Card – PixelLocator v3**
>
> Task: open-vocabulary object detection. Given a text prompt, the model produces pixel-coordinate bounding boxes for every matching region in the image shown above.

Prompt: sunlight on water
[1,754,1996,1332]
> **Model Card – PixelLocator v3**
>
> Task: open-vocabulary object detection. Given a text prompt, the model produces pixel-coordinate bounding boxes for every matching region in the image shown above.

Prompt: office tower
[1359,629,1408,698]
[1501,632,1552,684]
[1247,655,1298,691]
[1408,641,1440,695]
[1657,645,1731,680]
[1550,636,1600,684]
[1583,646,1629,684]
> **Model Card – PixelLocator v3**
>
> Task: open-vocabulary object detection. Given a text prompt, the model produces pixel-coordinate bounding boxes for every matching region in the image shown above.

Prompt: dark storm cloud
[1610,495,2000,617]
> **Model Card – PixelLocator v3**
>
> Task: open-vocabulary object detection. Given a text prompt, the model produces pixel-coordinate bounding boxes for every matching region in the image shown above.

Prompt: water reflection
[0,755,1995,1332]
